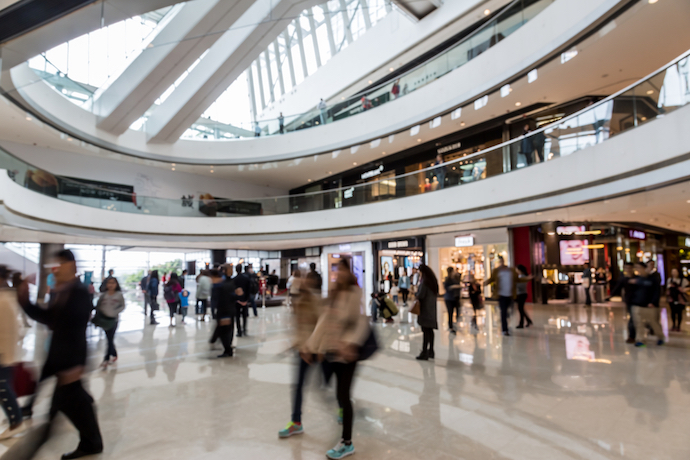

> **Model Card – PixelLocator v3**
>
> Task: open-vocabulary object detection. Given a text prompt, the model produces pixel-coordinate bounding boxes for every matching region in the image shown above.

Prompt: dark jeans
[422,327,435,353]
[196,298,208,316]
[292,354,312,423]
[50,380,103,453]
[584,286,592,306]
[250,296,258,316]
[332,361,357,442]
[0,366,21,426]
[217,319,234,355]
[670,302,684,329]
[167,301,179,318]
[516,294,531,327]
[627,303,636,340]
[145,295,157,320]
[401,288,409,303]
[498,296,513,333]
[104,322,118,361]
[235,303,247,335]
[444,299,460,329]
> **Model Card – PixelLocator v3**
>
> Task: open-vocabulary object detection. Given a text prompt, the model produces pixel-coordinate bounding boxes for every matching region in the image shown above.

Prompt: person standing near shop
[416,265,439,360]
[140,270,150,319]
[666,268,688,332]
[433,153,446,189]
[233,265,250,337]
[246,265,260,317]
[484,257,518,336]
[521,124,535,166]
[399,271,411,304]
[147,270,160,325]
[16,249,104,459]
[515,265,533,329]
[306,263,323,293]
[318,98,328,125]
[467,273,483,330]
[628,261,664,347]
[278,112,285,134]
[582,262,593,306]
[196,270,212,321]
[443,267,461,334]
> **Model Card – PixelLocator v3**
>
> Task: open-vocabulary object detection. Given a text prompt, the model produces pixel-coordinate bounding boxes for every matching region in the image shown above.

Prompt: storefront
[427,228,510,299]
[372,237,425,293]
[223,249,281,274]
[320,242,374,305]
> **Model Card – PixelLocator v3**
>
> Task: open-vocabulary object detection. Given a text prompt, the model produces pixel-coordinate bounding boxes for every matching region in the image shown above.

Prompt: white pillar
[247,66,258,122]
[339,0,353,44]
[273,40,285,95]
[359,0,371,29]
[255,59,266,110]
[307,7,322,68]
[282,30,297,87]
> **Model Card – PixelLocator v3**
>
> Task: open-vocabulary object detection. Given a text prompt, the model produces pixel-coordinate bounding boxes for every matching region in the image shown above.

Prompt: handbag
[410,299,421,315]
[13,362,37,397]
[92,310,117,331]
[358,326,379,361]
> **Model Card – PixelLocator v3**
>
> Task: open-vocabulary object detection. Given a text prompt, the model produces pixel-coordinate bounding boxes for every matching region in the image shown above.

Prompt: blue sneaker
[278,421,303,438]
[326,441,355,459]
[634,342,646,347]
[337,408,343,425]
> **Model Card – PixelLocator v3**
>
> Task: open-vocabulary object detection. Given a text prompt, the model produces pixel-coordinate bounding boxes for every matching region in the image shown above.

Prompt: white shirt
[318,100,327,110]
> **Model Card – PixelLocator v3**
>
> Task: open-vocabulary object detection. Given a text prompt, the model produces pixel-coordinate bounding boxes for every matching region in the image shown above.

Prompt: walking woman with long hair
[416,264,439,361]
[303,259,369,459]
[95,277,125,368]
[164,272,183,327]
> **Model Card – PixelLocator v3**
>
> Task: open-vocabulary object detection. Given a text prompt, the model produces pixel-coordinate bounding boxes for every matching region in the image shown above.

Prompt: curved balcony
[2,0,636,164]
[2,51,690,242]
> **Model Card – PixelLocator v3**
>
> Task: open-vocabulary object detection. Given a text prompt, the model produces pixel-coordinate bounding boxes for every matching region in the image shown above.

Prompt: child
[179,290,190,323]
[390,282,400,305]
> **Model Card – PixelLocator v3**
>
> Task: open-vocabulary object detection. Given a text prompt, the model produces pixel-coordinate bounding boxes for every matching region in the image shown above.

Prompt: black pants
[167,301,179,318]
[218,319,234,355]
[51,380,103,453]
[104,322,118,361]
[671,302,684,329]
[250,296,258,316]
[146,295,158,321]
[235,303,247,335]
[626,303,636,340]
[444,299,460,329]
[196,298,208,316]
[401,288,409,303]
[422,327,435,353]
[292,354,312,423]
[584,286,592,306]
[331,361,357,442]
[535,144,544,162]
[498,296,512,333]
[516,294,531,327]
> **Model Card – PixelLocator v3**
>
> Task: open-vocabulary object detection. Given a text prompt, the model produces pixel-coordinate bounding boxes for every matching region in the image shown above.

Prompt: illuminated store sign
[628,230,646,240]
[437,142,462,155]
[361,165,384,180]
[455,236,475,247]
[387,240,410,249]
[344,187,354,199]
[556,225,585,235]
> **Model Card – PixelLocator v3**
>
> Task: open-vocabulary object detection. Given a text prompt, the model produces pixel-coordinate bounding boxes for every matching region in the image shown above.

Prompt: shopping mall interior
[0,0,689,458]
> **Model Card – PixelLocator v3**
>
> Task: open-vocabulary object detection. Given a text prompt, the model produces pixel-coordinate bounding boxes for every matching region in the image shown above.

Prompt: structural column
[282,30,297,87]
[263,50,275,103]
[294,18,309,78]
[247,65,258,122]
[255,59,266,110]
[359,0,371,29]
[273,40,286,95]
[307,7,322,67]
[339,0,353,44]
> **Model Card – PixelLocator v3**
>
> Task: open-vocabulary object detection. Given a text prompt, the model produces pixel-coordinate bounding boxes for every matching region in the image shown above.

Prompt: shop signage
[344,187,354,199]
[679,236,690,247]
[361,165,384,180]
[455,235,475,247]
[387,240,409,249]
[628,229,646,240]
[556,225,585,235]
[339,244,351,251]
[437,142,462,155]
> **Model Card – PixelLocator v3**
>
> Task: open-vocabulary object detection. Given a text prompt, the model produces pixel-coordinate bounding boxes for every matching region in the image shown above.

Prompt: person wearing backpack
[164,273,182,327]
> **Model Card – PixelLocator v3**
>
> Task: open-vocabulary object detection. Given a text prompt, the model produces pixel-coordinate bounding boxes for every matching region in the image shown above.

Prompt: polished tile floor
[2,300,689,460]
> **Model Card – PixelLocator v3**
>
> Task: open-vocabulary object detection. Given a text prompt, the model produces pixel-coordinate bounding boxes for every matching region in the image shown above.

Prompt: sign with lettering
[628,229,646,240]
[455,236,475,247]
[387,240,410,249]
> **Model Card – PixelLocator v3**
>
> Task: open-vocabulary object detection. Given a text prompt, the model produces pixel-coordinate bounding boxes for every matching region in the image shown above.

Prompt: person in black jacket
[17,249,103,459]
[233,265,250,337]
[608,263,636,343]
[209,269,240,358]
[628,261,664,347]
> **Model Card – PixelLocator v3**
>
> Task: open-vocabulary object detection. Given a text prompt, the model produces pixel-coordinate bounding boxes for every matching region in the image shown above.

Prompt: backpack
[249,275,259,295]
[163,284,176,303]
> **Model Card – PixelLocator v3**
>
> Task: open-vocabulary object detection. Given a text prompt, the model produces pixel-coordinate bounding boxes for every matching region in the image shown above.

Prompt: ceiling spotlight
[646,90,654,94]
[515,102,521,107]
[353,162,358,165]
[66,137,73,141]
[389,67,394,72]
[648,0,658,4]
[25,116,32,121]
[417,139,422,142]
[328,171,332,174]
[172,167,176,171]
[172,163,176,166]
[210,170,214,173]
[484,9,490,15]
[307,179,312,182]
[460,122,465,126]
[368,80,373,84]
[630,210,636,213]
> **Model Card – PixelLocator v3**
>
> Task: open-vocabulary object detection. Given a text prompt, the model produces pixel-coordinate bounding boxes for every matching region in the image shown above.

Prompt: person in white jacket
[302,259,368,460]
[0,265,25,440]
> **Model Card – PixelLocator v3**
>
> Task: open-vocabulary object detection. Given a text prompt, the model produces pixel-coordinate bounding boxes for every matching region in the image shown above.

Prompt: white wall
[320,241,374,309]
[5,0,622,164]
[1,140,287,199]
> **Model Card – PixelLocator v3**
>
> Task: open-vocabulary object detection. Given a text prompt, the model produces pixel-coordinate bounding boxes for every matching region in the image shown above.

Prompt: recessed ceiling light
[460,122,465,126]
[172,167,175,171]
[484,9,490,15]
[66,138,73,141]
[648,0,658,4]
[353,162,357,165]
[210,170,214,173]
[307,179,312,182]
[389,67,394,72]
[328,171,332,174]
[368,80,372,84]
[417,139,422,142]
[515,102,521,107]
[646,90,654,94]
[630,210,636,213]
[25,116,32,121]
[172,163,176,166]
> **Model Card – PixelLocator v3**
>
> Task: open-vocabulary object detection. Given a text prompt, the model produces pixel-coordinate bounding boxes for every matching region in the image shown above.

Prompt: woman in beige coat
[0,265,25,439]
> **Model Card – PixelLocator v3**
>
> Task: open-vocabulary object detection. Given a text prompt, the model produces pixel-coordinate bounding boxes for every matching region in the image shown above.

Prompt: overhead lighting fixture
[328,171,332,174]
[389,67,394,72]
[616,247,623,250]
[307,179,312,182]
[500,84,511,98]
[484,9,491,15]
[451,108,462,120]
[527,69,538,83]
[648,0,658,3]
[583,244,605,249]
[646,90,654,95]
[630,210,637,213]
[353,162,357,165]
[172,167,176,171]
[460,122,465,126]
[417,139,422,142]
[515,102,521,107]
[66,138,73,141]
[547,232,555,236]
[368,80,373,84]
[25,116,32,121]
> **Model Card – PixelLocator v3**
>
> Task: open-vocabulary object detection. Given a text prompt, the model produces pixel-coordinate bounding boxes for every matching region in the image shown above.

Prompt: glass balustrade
[2,51,688,218]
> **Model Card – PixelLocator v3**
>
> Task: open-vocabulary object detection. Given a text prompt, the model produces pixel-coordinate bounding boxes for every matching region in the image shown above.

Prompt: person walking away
[98,269,115,293]
[666,268,688,332]
[399,272,410,304]
[287,269,302,309]
[196,270,212,321]
[467,273,482,330]
[318,99,328,125]
[180,269,187,290]
[278,275,323,438]
[391,80,400,99]
[164,273,182,327]
[0,265,27,440]
[247,265,260,317]
[140,270,150,320]
[147,270,160,325]
[306,263,323,293]
[416,264,439,360]
[268,270,279,298]
[515,265,534,329]
[209,269,239,358]
[279,112,285,134]
[520,124,535,166]
[233,265,250,337]
[608,263,636,342]
[303,259,368,459]
[95,277,125,369]
[628,261,664,347]
[484,257,518,336]
[582,262,593,306]
[16,250,103,459]
[443,267,461,334]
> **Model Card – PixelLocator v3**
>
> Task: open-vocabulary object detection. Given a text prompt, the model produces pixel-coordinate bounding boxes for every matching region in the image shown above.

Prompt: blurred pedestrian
[484,256,518,336]
[629,261,664,347]
[416,264,439,360]
[196,270,212,321]
[164,273,182,327]
[147,270,160,325]
[209,269,239,358]
[443,267,460,334]
[515,265,533,329]
[666,268,687,332]
[233,265,250,336]
[95,277,125,369]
